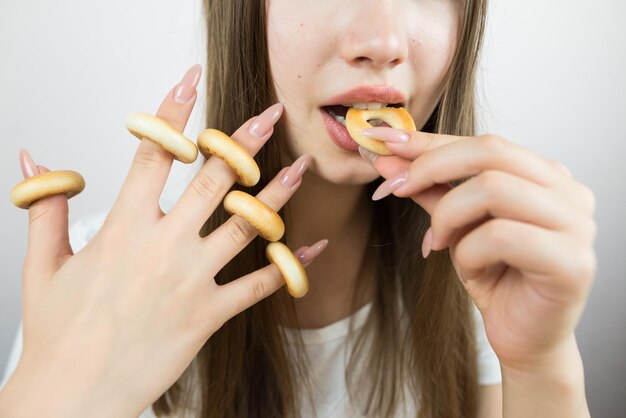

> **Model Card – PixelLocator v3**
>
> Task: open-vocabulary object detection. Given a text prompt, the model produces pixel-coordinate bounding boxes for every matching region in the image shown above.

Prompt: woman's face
[267,0,460,185]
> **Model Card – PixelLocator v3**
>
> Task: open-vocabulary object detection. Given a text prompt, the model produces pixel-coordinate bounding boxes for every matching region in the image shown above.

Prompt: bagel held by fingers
[346,107,416,156]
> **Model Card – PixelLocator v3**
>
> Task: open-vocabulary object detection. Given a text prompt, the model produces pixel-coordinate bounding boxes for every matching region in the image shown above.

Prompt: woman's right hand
[0,65,324,418]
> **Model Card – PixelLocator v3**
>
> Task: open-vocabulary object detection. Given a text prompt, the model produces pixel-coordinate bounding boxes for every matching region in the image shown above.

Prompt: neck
[284,167,376,329]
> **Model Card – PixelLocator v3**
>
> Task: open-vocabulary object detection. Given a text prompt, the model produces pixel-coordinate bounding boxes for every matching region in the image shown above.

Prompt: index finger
[362,127,466,160]
[114,64,202,219]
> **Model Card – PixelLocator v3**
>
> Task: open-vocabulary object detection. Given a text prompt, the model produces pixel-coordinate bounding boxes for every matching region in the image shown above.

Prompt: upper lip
[322,85,407,107]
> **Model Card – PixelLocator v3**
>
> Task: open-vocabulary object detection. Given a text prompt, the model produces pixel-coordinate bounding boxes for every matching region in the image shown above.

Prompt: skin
[267,0,594,417]
[0,0,594,417]
[266,0,460,327]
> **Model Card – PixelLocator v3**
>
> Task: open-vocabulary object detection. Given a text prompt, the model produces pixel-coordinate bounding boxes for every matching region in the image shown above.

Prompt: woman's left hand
[358,128,597,371]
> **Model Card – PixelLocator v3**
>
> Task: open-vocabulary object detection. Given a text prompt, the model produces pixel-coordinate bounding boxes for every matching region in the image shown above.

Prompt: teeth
[340,103,388,110]
[334,115,346,126]
[327,109,347,126]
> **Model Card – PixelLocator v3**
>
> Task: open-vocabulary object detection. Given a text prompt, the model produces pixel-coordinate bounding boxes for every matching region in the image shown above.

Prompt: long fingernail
[297,239,329,266]
[358,146,378,167]
[362,127,409,143]
[371,171,408,201]
[249,103,283,139]
[19,149,40,179]
[280,153,312,188]
[174,64,202,104]
[422,227,433,258]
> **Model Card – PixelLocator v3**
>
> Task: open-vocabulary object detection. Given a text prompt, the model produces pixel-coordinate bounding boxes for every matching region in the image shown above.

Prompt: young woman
[0,1,595,417]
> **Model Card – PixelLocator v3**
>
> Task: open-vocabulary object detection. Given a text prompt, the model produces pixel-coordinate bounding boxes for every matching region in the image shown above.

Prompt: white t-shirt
[0,193,502,417]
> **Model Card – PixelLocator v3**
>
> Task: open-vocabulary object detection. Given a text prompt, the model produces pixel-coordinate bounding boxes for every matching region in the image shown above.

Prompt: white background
[1,1,624,416]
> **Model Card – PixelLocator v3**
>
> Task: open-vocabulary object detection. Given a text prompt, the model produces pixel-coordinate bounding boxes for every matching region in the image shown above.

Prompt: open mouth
[320,103,403,127]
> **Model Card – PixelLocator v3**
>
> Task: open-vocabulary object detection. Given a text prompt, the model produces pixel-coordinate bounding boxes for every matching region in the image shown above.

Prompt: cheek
[407,3,460,123]
[267,1,325,107]
[411,4,460,82]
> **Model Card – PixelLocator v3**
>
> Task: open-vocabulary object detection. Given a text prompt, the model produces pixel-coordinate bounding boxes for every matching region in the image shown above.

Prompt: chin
[305,152,381,186]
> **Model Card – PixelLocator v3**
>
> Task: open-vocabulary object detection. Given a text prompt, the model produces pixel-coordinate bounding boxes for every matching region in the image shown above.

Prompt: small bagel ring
[197,129,261,187]
[346,107,416,156]
[125,111,198,163]
[266,241,309,298]
[223,190,285,242]
[10,170,85,209]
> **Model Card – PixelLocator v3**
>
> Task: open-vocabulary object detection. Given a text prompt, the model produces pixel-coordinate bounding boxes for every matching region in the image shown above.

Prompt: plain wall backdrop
[1,1,624,416]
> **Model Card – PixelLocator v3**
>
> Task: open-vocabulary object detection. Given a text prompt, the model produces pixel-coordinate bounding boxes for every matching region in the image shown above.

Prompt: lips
[321,85,407,107]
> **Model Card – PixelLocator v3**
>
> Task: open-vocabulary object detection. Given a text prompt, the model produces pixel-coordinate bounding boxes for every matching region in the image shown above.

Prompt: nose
[339,3,409,69]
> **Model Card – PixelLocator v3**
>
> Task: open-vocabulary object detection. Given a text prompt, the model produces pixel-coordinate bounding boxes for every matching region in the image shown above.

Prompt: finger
[360,149,451,215]
[215,240,327,320]
[389,134,565,199]
[166,103,284,234]
[546,159,573,179]
[201,153,313,269]
[453,218,596,299]
[19,150,73,281]
[430,170,576,250]
[362,127,465,160]
[115,64,202,219]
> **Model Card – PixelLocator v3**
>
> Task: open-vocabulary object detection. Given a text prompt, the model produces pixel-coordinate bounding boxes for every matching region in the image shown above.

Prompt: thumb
[19,150,73,280]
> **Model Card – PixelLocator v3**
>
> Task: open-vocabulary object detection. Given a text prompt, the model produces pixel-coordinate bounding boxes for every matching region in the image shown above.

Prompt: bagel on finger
[126,111,198,163]
[223,190,285,242]
[197,129,261,187]
[10,170,85,209]
[266,241,309,298]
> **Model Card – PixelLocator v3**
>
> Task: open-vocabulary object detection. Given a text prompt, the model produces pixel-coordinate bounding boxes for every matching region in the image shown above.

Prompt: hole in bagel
[367,119,390,128]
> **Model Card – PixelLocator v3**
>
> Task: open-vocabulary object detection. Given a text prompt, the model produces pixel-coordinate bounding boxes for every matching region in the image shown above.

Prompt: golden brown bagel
[345,107,416,156]
[266,241,309,298]
[10,170,85,209]
[223,190,285,242]
[197,129,261,187]
[126,111,198,163]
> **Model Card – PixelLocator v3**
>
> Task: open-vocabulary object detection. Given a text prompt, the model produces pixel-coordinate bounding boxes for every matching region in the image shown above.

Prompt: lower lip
[320,109,359,152]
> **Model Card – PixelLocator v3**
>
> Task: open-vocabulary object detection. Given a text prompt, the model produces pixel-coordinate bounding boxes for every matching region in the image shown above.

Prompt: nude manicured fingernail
[280,153,312,188]
[371,171,408,201]
[358,146,378,167]
[19,149,39,179]
[297,239,329,266]
[362,127,410,143]
[174,64,202,104]
[249,103,283,139]
[422,227,433,258]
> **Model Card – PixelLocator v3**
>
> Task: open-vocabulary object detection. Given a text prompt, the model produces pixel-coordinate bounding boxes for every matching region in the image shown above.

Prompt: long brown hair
[154,1,488,417]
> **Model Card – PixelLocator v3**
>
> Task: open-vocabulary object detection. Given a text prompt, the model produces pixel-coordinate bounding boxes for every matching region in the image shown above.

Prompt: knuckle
[478,170,506,200]
[28,204,51,226]
[484,219,510,247]
[547,159,573,178]
[260,191,283,210]
[577,183,596,215]
[564,247,597,290]
[423,132,436,148]
[226,217,256,247]
[190,171,224,203]
[581,217,598,242]
[251,278,269,302]
[477,133,505,150]
[134,145,163,171]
